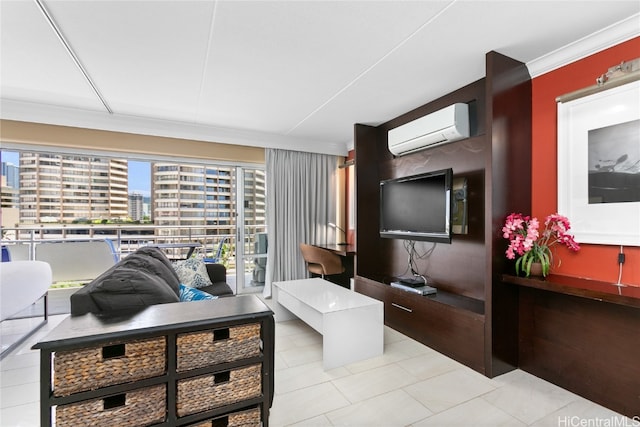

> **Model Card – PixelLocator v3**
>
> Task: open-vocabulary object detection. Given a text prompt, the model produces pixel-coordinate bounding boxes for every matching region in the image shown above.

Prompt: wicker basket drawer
[177,364,262,417]
[55,384,166,427]
[187,406,261,427]
[53,336,166,396]
[177,323,261,372]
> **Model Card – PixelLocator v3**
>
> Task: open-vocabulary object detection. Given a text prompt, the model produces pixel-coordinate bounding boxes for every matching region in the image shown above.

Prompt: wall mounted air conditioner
[388,103,469,156]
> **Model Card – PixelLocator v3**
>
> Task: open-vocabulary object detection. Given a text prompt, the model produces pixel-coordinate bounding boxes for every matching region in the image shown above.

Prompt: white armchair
[0,260,52,359]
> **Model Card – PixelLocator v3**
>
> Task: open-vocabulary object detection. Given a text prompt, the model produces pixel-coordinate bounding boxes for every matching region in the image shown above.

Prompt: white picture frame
[557,80,640,246]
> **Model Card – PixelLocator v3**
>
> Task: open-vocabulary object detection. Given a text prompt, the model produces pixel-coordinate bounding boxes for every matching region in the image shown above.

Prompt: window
[1,148,267,293]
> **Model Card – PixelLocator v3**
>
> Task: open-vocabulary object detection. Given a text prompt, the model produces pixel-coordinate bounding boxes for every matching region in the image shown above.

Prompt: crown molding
[527,13,640,78]
[0,99,349,157]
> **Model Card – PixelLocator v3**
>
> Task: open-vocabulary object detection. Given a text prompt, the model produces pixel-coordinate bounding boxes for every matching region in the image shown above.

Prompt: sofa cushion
[179,284,217,301]
[89,267,179,312]
[136,246,182,287]
[116,249,181,296]
[204,262,227,283]
[198,282,234,297]
[172,256,213,289]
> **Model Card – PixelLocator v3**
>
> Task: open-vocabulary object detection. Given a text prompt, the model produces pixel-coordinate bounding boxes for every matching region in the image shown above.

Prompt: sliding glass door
[234,166,267,293]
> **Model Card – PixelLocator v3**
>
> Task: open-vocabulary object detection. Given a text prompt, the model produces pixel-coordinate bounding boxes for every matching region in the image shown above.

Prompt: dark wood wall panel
[384,137,488,299]
[519,287,640,417]
[489,280,520,376]
[485,51,532,288]
[354,124,386,278]
[357,79,489,300]
[354,51,531,379]
[484,51,532,377]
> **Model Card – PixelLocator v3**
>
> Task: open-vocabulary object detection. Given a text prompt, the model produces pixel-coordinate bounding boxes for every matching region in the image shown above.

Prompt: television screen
[379,168,453,243]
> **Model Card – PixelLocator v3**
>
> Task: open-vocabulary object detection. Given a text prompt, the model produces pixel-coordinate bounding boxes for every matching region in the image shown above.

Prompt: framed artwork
[557,80,640,246]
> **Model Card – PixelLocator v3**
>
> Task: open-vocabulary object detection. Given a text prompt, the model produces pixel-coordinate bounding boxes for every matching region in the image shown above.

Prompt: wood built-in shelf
[368,275,485,315]
[421,289,485,315]
[354,276,486,373]
[502,274,640,309]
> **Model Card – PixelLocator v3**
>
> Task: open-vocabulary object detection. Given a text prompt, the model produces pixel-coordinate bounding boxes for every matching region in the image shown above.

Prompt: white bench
[273,278,383,370]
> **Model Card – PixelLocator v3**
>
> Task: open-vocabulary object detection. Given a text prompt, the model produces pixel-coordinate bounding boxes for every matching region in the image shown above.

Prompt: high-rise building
[1,175,20,231]
[128,192,144,221]
[242,168,266,231]
[1,175,19,208]
[151,163,265,240]
[1,162,19,188]
[18,153,128,224]
[152,163,235,238]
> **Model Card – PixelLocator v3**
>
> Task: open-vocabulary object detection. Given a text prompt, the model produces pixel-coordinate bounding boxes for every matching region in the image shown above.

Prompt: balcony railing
[0,224,252,272]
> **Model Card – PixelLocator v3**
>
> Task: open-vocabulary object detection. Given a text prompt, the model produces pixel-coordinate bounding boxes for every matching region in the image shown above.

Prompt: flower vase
[529,262,545,278]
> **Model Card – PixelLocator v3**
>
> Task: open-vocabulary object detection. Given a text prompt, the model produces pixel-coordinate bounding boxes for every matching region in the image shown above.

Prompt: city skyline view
[1,150,265,230]
[0,148,266,292]
[2,151,151,196]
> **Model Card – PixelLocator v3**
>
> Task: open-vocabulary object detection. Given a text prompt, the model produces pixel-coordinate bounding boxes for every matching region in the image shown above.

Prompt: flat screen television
[379,168,453,243]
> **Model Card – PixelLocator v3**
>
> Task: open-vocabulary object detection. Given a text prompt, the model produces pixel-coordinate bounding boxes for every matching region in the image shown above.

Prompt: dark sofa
[70,247,233,316]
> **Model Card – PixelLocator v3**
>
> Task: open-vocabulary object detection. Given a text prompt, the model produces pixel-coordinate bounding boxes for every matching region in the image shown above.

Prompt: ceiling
[1,1,639,156]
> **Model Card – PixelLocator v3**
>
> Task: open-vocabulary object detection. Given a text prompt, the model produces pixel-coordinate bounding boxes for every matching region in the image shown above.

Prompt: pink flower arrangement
[502,213,580,277]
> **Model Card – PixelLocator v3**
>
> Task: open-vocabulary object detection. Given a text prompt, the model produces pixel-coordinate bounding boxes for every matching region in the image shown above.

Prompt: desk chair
[299,243,345,279]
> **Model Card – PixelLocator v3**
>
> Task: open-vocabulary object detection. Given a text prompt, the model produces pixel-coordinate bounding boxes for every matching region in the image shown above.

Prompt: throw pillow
[179,284,218,301]
[172,256,213,289]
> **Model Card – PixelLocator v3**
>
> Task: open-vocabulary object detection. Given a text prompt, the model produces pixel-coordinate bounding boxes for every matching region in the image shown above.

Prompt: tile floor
[0,315,634,426]
[269,320,634,427]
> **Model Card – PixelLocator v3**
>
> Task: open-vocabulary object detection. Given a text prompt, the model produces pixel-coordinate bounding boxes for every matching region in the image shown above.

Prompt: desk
[312,243,356,288]
[147,243,202,260]
[502,274,640,416]
[313,243,356,257]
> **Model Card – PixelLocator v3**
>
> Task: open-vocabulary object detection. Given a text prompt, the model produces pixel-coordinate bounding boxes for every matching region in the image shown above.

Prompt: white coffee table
[273,278,383,370]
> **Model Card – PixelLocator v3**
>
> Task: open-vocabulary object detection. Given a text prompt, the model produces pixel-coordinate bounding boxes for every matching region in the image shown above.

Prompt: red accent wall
[532,36,640,287]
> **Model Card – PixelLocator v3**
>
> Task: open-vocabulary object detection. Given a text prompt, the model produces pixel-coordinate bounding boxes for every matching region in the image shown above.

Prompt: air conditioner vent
[388,103,469,156]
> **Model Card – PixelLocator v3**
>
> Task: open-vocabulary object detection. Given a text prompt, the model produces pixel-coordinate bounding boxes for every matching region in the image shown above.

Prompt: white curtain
[263,149,338,298]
